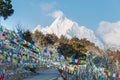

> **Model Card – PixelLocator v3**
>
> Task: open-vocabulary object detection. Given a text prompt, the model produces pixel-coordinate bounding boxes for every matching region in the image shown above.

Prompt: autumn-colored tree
[68,41,86,53]
[57,37,87,59]
[70,37,79,42]
[79,38,99,55]
[79,38,94,46]
[113,50,120,63]
[33,30,45,45]
[58,35,69,43]
[33,31,58,46]
[68,37,87,59]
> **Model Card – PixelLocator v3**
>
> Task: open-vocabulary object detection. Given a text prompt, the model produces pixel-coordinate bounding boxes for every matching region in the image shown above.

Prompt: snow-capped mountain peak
[32,25,43,33]
[33,11,103,48]
[48,15,79,38]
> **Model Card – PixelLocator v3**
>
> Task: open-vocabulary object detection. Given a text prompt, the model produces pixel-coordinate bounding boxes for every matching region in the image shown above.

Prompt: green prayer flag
[67,57,70,61]
[2,54,5,60]
[28,42,31,46]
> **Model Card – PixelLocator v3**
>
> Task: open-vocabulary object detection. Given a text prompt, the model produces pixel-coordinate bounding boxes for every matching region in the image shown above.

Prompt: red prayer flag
[77,59,80,63]
[116,73,119,78]
[50,51,52,56]
[64,56,67,60]
[18,59,20,64]
[2,33,5,37]
[17,39,20,42]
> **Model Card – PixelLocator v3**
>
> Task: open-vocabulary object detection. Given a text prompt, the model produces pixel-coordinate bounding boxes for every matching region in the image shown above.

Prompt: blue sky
[1,0,120,31]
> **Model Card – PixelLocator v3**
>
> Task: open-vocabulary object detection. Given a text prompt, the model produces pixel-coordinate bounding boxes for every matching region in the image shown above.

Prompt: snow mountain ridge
[33,13,104,48]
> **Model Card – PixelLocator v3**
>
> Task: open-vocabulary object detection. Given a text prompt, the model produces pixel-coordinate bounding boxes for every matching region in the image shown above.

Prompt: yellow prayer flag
[55,54,58,57]
[0,54,2,58]
[4,51,6,54]
[12,59,16,63]
[93,69,96,73]
[108,72,111,76]
[71,67,74,71]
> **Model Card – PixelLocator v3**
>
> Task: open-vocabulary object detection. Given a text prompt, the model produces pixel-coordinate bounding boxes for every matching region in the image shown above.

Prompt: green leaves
[0,0,14,20]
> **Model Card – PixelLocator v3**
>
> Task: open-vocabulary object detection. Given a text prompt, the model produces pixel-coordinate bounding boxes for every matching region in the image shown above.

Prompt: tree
[51,33,58,43]
[58,35,69,43]
[22,30,34,44]
[57,42,77,57]
[68,38,87,59]
[33,30,45,45]
[113,50,120,63]
[79,38,94,46]
[93,56,107,68]
[15,24,34,44]
[15,24,24,37]
[33,30,42,41]
[68,41,85,52]
[0,0,14,20]
[70,37,79,42]
[57,41,86,59]
[44,33,58,45]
